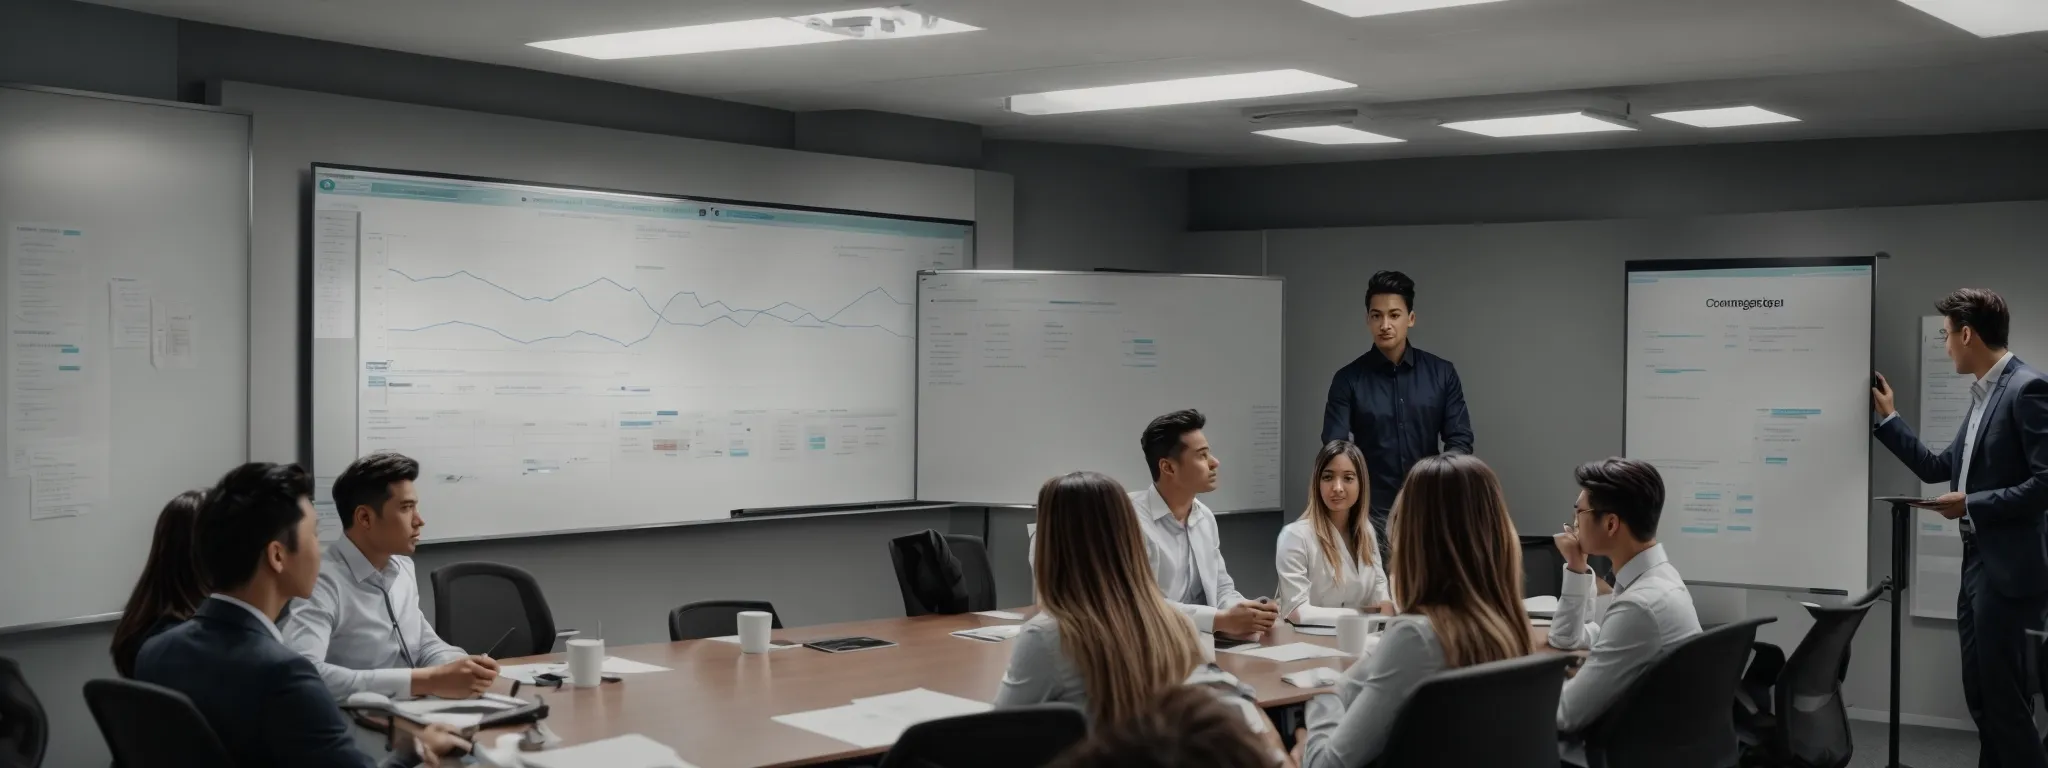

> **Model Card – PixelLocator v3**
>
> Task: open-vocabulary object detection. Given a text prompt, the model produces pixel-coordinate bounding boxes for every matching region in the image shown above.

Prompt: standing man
[1873,288,2048,768]
[1133,409,1279,639]
[1321,270,1474,549]
[285,452,498,700]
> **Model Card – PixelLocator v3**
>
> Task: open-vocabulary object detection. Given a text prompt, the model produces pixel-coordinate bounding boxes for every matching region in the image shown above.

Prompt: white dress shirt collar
[1976,351,2016,392]
[1613,542,1671,593]
[334,533,391,585]
[210,593,286,644]
[1139,485,1206,523]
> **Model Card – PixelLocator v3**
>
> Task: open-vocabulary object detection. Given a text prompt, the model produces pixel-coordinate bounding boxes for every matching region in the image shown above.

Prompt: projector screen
[1624,257,1873,594]
[311,165,971,541]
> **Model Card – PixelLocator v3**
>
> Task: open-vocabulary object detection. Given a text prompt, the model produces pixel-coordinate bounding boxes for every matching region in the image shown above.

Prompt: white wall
[1182,198,2048,727]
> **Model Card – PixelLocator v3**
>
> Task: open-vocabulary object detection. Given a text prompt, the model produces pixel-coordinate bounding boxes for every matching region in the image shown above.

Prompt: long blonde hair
[1034,471,1205,724]
[1301,440,1375,580]
[1388,453,1533,667]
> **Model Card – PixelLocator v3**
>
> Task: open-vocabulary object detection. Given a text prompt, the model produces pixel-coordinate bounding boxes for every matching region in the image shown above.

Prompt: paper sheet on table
[973,610,1027,620]
[706,635,801,651]
[773,704,910,749]
[151,297,195,369]
[495,657,670,683]
[1224,643,1350,662]
[1291,625,1337,636]
[601,657,672,674]
[1523,596,1559,615]
[389,694,525,728]
[521,734,696,768]
[851,688,992,722]
[1282,668,1342,688]
[109,278,152,350]
[950,625,1021,642]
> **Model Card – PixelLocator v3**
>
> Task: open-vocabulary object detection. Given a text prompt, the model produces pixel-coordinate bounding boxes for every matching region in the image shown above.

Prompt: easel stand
[1880,500,1916,768]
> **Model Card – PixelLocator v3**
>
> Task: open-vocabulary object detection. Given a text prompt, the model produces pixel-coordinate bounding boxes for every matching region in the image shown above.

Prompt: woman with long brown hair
[110,490,209,678]
[1277,440,1392,625]
[1296,453,1532,768]
[994,471,1208,724]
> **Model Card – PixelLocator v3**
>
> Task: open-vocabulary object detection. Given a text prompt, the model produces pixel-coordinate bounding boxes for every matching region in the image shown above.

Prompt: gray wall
[1181,198,2048,727]
[1189,129,2048,231]
[0,0,177,100]
[983,140,1191,272]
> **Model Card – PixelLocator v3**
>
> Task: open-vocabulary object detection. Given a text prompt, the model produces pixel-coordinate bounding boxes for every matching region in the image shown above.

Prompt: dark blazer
[135,597,393,768]
[1875,356,2048,597]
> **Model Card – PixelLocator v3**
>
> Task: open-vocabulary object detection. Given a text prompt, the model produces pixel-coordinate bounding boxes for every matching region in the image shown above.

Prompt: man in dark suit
[1873,288,2048,768]
[136,462,467,768]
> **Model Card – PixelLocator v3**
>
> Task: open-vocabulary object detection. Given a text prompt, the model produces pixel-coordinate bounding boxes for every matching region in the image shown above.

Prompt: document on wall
[19,441,106,520]
[9,223,92,469]
[1912,315,1974,620]
[151,297,195,369]
[312,210,359,339]
[109,277,153,350]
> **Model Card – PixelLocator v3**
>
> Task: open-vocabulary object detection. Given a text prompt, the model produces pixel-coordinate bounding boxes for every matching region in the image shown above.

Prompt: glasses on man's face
[1566,506,1597,533]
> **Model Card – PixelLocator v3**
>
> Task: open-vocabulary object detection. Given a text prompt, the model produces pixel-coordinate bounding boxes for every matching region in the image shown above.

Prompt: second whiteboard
[916,271,1284,511]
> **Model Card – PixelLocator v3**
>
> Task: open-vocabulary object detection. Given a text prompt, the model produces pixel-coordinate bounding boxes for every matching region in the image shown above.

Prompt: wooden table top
[481,611,1558,768]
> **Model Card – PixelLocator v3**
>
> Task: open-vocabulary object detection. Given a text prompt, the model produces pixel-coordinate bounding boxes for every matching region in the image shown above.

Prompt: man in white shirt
[1134,409,1277,638]
[1873,288,2048,768]
[1550,457,1701,747]
[285,452,498,700]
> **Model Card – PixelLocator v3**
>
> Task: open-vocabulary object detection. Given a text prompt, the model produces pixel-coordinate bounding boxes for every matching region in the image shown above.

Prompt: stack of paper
[950,625,1022,642]
[1523,595,1560,616]
[772,688,992,748]
[522,734,696,768]
[973,610,1027,620]
[390,693,526,728]
[497,657,674,684]
[1219,643,1351,662]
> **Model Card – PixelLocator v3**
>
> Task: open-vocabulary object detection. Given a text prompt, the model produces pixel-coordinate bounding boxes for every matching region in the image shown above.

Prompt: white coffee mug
[1198,632,1217,663]
[566,638,604,688]
[1336,614,1371,656]
[737,610,773,654]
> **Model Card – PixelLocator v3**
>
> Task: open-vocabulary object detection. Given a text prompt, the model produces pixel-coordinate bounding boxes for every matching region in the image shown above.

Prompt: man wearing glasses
[284,452,499,700]
[1549,457,1701,753]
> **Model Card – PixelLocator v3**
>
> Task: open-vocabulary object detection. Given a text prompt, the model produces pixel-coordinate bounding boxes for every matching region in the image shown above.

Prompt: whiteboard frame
[914,269,1287,514]
[306,163,977,545]
[0,83,254,634]
[1621,255,1877,596]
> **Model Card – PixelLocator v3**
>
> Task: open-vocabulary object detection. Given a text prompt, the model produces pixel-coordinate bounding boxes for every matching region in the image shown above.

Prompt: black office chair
[430,561,562,657]
[945,534,998,612]
[1735,585,1882,768]
[0,657,47,768]
[669,600,783,642]
[876,703,1086,768]
[83,678,234,768]
[1519,535,1565,597]
[1575,616,1776,768]
[889,530,981,616]
[1369,652,1575,768]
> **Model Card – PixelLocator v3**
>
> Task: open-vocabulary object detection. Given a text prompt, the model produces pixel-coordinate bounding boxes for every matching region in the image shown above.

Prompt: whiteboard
[0,85,250,631]
[1624,258,1872,594]
[917,271,1284,510]
[311,166,972,542]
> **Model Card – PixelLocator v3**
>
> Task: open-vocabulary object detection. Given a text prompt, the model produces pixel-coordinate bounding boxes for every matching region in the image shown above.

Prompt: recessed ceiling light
[1254,125,1406,145]
[1006,70,1357,116]
[1297,0,1510,17]
[1893,0,2048,37]
[1651,106,1800,128]
[1440,111,1637,137]
[530,7,979,59]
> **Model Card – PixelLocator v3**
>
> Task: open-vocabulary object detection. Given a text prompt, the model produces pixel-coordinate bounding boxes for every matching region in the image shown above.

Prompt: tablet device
[804,636,897,653]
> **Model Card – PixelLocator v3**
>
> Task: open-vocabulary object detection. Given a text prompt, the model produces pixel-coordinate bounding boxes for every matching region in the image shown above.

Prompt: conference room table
[471,610,1559,768]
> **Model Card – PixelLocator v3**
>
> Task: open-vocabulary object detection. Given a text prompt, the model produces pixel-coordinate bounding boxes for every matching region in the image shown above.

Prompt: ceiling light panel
[1651,106,1800,128]
[530,7,978,60]
[1297,0,1510,17]
[1254,125,1406,144]
[1007,70,1357,116]
[1440,111,1637,137]
[1893,0,2048,37]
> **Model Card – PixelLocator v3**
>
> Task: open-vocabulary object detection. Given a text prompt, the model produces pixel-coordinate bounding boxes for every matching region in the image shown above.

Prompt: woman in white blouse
[1276,440,1394,625]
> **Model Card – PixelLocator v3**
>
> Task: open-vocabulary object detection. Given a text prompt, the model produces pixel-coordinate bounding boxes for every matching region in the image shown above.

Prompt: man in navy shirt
[1321,270,1474,545]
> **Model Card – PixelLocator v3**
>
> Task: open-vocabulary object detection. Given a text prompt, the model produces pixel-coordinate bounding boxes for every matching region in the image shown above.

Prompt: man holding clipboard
[1872,288,2048,768]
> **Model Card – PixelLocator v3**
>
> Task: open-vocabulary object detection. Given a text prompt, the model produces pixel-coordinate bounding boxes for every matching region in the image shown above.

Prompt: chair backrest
[1773,599,1877,767]
[944,534,998,612]
[669,600,783,642]
[83,678,234,768]
[0,658,46,768]
[430,561,558,657]
[1582,616,1775,768]
[1371,652,1573,768]
[1519,536,1565,597]
[888,531,971,617]
[877,704,1086,768]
